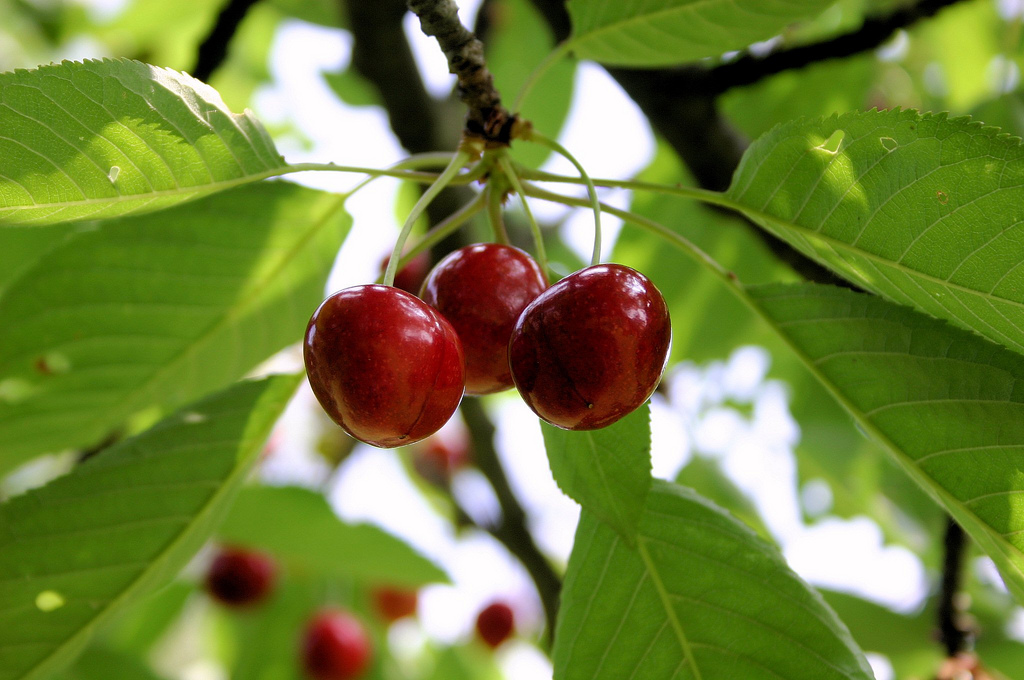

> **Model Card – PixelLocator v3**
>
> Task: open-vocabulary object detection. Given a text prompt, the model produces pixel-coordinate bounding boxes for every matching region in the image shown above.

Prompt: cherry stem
[378,191,488,284]
[521,132,603,265]
[514,166,734,211]
[486,182,511,245]
[521,182,730,281]
[383,150,472,287]
[497,154,548,275]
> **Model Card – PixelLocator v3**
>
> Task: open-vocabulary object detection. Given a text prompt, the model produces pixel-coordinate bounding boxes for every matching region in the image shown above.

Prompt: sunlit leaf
[0,59,286,226]
[553,480,873,679]
[751,282,1024,604]
[0,374,300,680]
[726,109,1024,357]
[564,0,833,66]
[218,486,449,588]
[541,404,652,541]
[0,181,348,472]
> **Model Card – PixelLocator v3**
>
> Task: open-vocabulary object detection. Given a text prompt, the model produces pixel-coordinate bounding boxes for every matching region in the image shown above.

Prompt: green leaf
[564,0,833,67]
[218,485,449,588]
[750,282,1024,604]
[488,0,576,169]
[553,480,873,680]
[725,109,1024,357]
[0,58,286,226]
[0,373,300,680]
[0,181,348,472]
[675,456,771,541]
[541,404,652,542]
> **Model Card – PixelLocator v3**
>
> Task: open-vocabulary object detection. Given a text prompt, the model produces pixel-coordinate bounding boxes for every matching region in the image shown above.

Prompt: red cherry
[508,264,671,430]
[380,251,431,295]
[205,547,276,608]
[304,285,466,448]
[301,610,372,680]
[371,586,418,622]
[413,432,470,485]
[421,244,547,395]
[475,601,514,648]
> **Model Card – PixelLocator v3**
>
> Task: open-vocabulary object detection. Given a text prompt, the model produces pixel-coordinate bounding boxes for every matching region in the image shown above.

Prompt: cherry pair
[304,244,671,447]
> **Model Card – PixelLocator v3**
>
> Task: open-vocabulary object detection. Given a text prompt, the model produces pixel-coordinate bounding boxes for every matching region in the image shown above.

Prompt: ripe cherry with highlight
[301,610,372,680]
[205,547,276,608]
[304,285,466,448]
[421,243,547,395]
[509,264,671,430]
[475,601,514,648]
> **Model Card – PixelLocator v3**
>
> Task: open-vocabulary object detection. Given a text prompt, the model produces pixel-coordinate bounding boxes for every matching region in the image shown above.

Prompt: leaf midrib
[637,538,703,680]
[730,199,1024,318]
[0,167,288,220]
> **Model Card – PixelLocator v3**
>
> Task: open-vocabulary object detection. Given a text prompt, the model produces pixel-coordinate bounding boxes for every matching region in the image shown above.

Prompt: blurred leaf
[90,0,218,71]
[721,54,877,139]
[266,0,346,27]
[218,485,449,588]
[0,373,300,680]
[541,404,652,542]
[726,109,1024,357]
[487,0,576,168]
[750,282,1024,605]
[100,581,193,654]
[0,181,348,472]
[564,0,834,67]
[973,90,1024,138]
[675,455,770,540]
[553,479,873,679]
[0,59,285,226]
[820,590,939,679]
[207,4,279,112]
[0,224,75,295]
[322,67,380,108]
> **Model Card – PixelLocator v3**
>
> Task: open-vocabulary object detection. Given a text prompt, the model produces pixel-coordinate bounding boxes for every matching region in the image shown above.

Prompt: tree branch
[192,0,261,82]
[700,0,969,95]
[525,0,850,287]
[937,517,970,657]
[459,398,562,644]
[406,0,515,145]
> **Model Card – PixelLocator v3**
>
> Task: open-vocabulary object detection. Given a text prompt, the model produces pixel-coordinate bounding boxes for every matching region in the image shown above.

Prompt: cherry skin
[379,251,430,295]
[301,610,372,680]
[475,601,514,648]
[205,547,277,608]
[421,244,547,395]
[304,285,466,448]
[508,264,671,430]
[371,586,418,622]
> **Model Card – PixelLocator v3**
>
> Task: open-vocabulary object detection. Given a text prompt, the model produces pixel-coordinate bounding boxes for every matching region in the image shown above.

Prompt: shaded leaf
[564,0,833,67]
[541,404,652,542]
[553,480,873,680]
[218,486,449,588]
[725,109,1024,357]
[0,59,285,226]
[0,181,348,472]
[0,374,300,680]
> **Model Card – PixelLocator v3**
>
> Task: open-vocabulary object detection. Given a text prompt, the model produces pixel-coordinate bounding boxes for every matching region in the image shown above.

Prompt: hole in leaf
[880,137,897,151]
[816,129,845,154]
[36,591,65,612]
